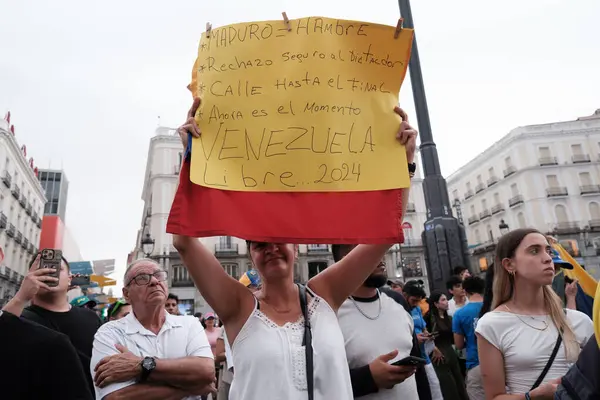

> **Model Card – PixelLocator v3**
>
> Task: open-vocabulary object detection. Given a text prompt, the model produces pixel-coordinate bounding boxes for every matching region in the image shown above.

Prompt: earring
[509,270,516,276]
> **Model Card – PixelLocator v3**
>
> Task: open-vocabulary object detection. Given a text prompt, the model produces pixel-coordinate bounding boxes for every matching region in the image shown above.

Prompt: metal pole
[398,0,471,292]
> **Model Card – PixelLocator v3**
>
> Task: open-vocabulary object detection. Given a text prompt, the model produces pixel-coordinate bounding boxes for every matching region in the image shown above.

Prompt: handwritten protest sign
[190,16,413,192]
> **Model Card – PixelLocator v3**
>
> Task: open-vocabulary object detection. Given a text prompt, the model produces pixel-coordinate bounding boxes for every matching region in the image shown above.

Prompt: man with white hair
[90,258,215,399]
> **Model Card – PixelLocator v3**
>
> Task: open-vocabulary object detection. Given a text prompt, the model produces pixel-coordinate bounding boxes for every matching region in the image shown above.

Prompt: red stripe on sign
[167,160,405,244]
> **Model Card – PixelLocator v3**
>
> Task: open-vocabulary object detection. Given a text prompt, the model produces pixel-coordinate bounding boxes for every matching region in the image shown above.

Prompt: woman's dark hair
[427,291,448,320]
[479,263,495,318]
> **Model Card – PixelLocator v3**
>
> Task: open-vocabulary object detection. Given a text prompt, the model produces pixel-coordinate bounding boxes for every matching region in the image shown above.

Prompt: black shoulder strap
[531,310,568,391]
[297,284,314,400]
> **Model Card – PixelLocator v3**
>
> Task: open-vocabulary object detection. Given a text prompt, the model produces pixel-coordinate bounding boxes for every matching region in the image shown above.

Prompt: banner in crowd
[168,16,414,243]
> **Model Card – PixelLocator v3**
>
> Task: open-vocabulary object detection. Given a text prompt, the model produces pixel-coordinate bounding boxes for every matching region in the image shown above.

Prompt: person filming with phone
[2,249,103,395]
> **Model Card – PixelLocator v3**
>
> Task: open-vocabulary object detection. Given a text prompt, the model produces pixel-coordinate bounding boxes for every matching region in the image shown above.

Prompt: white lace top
[229,289,353,400]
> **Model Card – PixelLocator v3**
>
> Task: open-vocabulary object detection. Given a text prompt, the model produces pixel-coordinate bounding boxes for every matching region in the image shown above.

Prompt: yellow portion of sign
[190,16,413,192]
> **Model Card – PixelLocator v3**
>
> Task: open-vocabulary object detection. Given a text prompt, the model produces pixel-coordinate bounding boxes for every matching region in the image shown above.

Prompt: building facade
[447,109,600,279]
[134,127,429,314]
[0,116,46,303]
[38,169,69,222]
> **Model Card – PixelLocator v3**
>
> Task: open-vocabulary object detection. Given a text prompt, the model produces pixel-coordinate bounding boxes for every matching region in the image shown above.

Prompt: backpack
[555,337,600,400]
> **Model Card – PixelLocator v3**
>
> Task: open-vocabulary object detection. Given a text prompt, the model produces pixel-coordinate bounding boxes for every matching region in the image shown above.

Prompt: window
[178,299,194,315]
[177,152,183,172]
[589,202,600,220]
[486,224,493,242]
[477,175,483,184]
[579,172,592,186]
[308,261,328,279]
[474,229,482,243]
[481,199,487,210]
[400,257,422,278]
[504,156,512,168]
[493,193,501,204]
[470,205,476,216]
[488,167,496,178]
[555,205,568,223]
[517,212,527,228]
[510,183,519,197]
[219,236,233,247]
[172,264,191,283]
[466,182,472,191]
[539,146,551,158]
[223,263,240,280]
[479,257,489,272]
[571,144,583,156]
[452,189,459,200]
[546,175,559,188]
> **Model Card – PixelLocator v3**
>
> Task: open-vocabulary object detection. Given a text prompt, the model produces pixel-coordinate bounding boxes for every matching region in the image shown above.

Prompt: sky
[1,0,598,291]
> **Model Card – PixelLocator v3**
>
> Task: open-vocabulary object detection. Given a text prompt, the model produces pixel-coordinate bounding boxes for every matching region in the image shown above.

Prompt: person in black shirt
[0,310,93,400]
[2,253,103,395]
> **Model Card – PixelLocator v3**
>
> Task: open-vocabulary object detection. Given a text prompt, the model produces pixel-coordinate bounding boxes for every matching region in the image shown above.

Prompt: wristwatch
[140,356,156,382]
[408,162,416,178]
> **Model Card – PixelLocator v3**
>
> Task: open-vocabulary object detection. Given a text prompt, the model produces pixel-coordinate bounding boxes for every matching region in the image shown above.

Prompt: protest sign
[190,16,413,192]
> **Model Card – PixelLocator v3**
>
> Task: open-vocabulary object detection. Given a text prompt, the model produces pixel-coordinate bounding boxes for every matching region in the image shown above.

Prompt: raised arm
[308,106,417,311]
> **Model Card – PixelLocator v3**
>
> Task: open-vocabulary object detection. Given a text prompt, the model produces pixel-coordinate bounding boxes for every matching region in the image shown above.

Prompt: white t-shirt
[476,309,594,395]
[91,312,213,400]
[338,292,419,400]
[447,297,468,317]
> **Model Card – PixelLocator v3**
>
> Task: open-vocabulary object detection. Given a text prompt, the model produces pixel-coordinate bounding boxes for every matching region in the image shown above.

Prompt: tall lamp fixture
[499,220,510,236]
[141,233,155,257]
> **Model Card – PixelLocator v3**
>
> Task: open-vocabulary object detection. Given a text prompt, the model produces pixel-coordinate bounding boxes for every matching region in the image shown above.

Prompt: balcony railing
[580,185,600,195]
[487,176,499,187]
[539,157,558,166]
[546,187,568,197]
[36,218,42,228]
[6,224,15,237]
[0,213,7,229]
[572,154,591,163]
[468,215,480,225]
[26,203,32,215]
[215,243,239,256]
[479,209,491,220]
[15,232,22,244]
[307,245,330,254]
[552,222,580,234]
[32,211,38,223]
[464,190,474,200]
[491,203,505,214]
[10,271,18,283]
[406,203,416,213]
[11,185,20,199]
[503,166,516,178]
[509,195,524,207]
[2,171,11,188]
[589,220,600,231]
[22,238,29,249]
[28,243,34,254]
[172,279,195,287]
[475,183,485,193]
[19,194,26,207]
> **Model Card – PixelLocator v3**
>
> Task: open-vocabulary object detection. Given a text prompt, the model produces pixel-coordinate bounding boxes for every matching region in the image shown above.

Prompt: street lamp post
[397,0,471,293]
[141,233,155,257]
[499,220,510,236]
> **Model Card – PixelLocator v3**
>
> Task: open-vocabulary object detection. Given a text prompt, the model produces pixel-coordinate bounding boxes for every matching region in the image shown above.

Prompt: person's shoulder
[565,308,594,341]
[96,317,128,337]
[476,309,509,327]
[565,308,592,324]
[2,311,69,347]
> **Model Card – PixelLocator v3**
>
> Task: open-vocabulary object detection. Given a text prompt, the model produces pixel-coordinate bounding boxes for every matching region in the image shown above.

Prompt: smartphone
[39,249,62,287]
[71,275,91,286]
[391,356,427,367]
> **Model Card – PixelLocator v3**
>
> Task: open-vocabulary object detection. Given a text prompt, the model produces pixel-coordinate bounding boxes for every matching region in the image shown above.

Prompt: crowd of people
[0,103,599,400]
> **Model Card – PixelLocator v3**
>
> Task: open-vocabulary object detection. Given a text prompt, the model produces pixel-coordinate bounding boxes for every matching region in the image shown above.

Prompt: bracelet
[524,392,532,400]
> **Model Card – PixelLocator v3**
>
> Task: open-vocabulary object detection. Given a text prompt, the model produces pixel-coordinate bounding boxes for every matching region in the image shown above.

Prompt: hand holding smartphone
[391,356,427,367]
[39,249,63,288]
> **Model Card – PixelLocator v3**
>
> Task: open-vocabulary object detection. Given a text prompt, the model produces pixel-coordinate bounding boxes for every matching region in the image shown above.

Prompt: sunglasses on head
[109,299,128,318]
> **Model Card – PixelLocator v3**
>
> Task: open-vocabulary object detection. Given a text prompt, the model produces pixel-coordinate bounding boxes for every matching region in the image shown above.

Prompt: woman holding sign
[173,98,418,400]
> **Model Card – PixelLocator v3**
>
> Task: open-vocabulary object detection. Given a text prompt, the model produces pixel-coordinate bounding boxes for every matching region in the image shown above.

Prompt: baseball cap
[71,296,97,308]
[403,279,427,298]
[204,312,216,319]
[551,249,573,270]
[239,270,261,287]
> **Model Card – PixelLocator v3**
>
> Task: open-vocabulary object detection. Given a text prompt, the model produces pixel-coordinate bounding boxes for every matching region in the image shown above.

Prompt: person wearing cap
[2,253,103,396]
[387,279,404,293]
[549,248,579,310]
[106,300,131,322]
[71,295,98,310]
[403,280,444,400]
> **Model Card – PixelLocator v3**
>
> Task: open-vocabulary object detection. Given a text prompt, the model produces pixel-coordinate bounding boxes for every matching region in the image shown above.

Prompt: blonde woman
[476,228,593,400]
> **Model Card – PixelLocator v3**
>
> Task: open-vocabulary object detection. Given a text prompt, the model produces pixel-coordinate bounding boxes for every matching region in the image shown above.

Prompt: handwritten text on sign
[190,17,414,192]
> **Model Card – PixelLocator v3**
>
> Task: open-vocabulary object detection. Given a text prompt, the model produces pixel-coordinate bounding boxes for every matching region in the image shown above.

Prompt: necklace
[503,305,549,331]
[350,289,382,320]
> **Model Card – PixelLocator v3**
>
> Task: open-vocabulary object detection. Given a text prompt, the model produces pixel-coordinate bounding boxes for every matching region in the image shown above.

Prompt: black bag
[297,284,314,400]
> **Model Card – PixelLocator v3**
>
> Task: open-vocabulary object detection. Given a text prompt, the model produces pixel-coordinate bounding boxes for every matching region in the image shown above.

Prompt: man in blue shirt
[453,276,485,400]
[403,280,444,400]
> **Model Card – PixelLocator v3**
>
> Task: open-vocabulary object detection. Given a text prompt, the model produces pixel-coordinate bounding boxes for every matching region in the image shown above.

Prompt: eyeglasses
[126,270,168,287]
